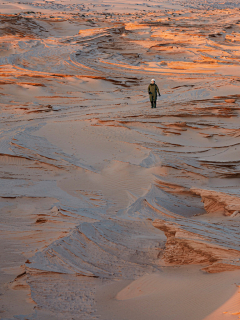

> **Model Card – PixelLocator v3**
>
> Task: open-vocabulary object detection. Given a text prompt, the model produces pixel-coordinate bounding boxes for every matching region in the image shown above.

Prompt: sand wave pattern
[1,0,240,319]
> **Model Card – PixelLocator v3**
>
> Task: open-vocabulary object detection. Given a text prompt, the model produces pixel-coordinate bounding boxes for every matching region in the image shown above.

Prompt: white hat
[151,79,155,82]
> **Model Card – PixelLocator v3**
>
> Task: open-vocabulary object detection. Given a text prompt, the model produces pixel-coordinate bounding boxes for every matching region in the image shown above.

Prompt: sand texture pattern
[0,0,240,319]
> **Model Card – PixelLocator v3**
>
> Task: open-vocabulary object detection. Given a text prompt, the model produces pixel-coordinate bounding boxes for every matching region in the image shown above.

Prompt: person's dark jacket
[148,83,160,101]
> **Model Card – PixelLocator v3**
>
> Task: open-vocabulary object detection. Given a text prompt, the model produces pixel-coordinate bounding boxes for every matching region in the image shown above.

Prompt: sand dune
[0,0,240,319]
[102,269,240,320]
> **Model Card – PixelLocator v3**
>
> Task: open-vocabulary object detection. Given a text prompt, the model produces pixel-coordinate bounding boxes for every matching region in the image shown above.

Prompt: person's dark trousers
[151,100,156,108]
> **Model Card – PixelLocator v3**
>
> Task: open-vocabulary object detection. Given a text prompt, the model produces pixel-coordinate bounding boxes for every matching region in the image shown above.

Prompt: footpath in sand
[0,0,240,319]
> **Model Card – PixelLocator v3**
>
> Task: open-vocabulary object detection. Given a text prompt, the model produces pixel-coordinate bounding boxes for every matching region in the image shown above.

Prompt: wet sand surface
[0,0,240,319]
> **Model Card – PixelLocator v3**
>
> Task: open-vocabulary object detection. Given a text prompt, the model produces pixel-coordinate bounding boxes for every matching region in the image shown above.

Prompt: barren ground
[1,0,240,319]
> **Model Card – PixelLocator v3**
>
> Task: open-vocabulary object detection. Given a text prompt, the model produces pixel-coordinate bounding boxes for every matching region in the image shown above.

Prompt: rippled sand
[1,0,240,319]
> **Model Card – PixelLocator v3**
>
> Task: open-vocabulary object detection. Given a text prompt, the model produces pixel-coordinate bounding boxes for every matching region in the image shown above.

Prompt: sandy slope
[96,268,240,320]
[0,0,240,319]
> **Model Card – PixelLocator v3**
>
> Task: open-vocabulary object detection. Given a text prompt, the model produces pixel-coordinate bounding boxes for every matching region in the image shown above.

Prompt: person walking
[148,79,160,108]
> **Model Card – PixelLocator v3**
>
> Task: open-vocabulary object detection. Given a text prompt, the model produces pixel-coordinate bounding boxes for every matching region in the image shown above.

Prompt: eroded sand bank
[0,0,240,319]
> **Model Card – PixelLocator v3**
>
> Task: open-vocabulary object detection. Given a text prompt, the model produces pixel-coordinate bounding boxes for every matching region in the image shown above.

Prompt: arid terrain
[1,0,240,319]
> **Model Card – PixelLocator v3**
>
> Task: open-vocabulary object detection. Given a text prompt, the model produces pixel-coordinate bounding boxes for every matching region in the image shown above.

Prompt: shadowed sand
[0,0,240,319]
